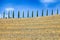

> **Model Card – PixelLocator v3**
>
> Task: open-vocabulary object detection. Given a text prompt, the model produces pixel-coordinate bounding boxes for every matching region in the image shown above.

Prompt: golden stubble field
[0,15,60,40]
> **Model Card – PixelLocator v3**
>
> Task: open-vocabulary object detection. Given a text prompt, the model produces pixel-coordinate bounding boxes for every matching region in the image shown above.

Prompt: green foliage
[52,9,53,15]
[57,9,58,15]
[32,11,34,17]
[27,10,29,18]
[18,11,20,18]
[3,11,5,18]
[42,10,44,16]
[37,10,38,17]
[8,11,10,18]
[23,11,24,18]
[12,11,14,18]
[46,9,48,16]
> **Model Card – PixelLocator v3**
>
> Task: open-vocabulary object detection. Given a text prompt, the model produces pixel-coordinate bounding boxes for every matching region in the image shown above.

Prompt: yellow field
[0,15,60,40]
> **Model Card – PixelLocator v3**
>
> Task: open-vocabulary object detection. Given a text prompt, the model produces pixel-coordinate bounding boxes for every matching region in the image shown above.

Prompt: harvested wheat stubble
[0,15,60,40]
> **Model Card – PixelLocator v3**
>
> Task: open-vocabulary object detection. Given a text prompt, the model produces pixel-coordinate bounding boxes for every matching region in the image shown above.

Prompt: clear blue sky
[0,0,60,18]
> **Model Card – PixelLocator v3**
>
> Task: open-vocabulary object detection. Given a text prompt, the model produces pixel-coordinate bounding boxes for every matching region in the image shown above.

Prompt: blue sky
[0,0,60,18]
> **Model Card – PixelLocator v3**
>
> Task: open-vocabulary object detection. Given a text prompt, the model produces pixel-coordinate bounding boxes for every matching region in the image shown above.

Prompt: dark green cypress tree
[51,9,53,15]
[3,11,5,18]
[36,10,38,17]
[42,10,44,16]
[12,11,14,18]
[46,9,48,16]
[27,10,29,18]
[8,11,10,18]
[18,11,20,18]
[32,11,34,17]
[57,9,58,15]
[23,11,24,18]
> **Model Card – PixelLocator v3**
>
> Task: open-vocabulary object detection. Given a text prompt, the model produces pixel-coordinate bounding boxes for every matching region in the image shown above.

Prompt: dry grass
[0,15,60,40]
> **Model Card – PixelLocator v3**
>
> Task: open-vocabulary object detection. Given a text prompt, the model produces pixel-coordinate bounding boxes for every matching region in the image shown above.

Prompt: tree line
[3,9,59,18]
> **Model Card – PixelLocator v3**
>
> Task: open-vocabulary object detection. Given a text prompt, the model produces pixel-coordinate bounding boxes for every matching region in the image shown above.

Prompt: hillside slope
[0,15,60,40]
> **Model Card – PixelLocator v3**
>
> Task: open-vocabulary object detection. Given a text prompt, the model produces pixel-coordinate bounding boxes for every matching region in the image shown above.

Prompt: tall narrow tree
[46,9,48,16]
[8,11,10,18]
[18,11,20,18]
[42,10,44,16]
[12,11,14,18]
[3,11,5,18]
[27,10,29,18]
[32,11,34,17]
[57,9,58,15]
[51,9,53,15]
[36,10,38,17]
[23,11,24,18]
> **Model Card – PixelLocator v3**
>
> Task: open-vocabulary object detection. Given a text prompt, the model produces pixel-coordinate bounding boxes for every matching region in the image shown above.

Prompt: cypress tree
[12,11,14,18]
[3,11,5,18]
[51,9,53,15]
[32,11,34,17]
[27,10,29,18]
[23,11,24,18]
[42,10,44,16]
[57,9,58,15]
[37,10,38,17]
[46,9,48,16]
[18,11,20,18]
[8,11,10,18]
